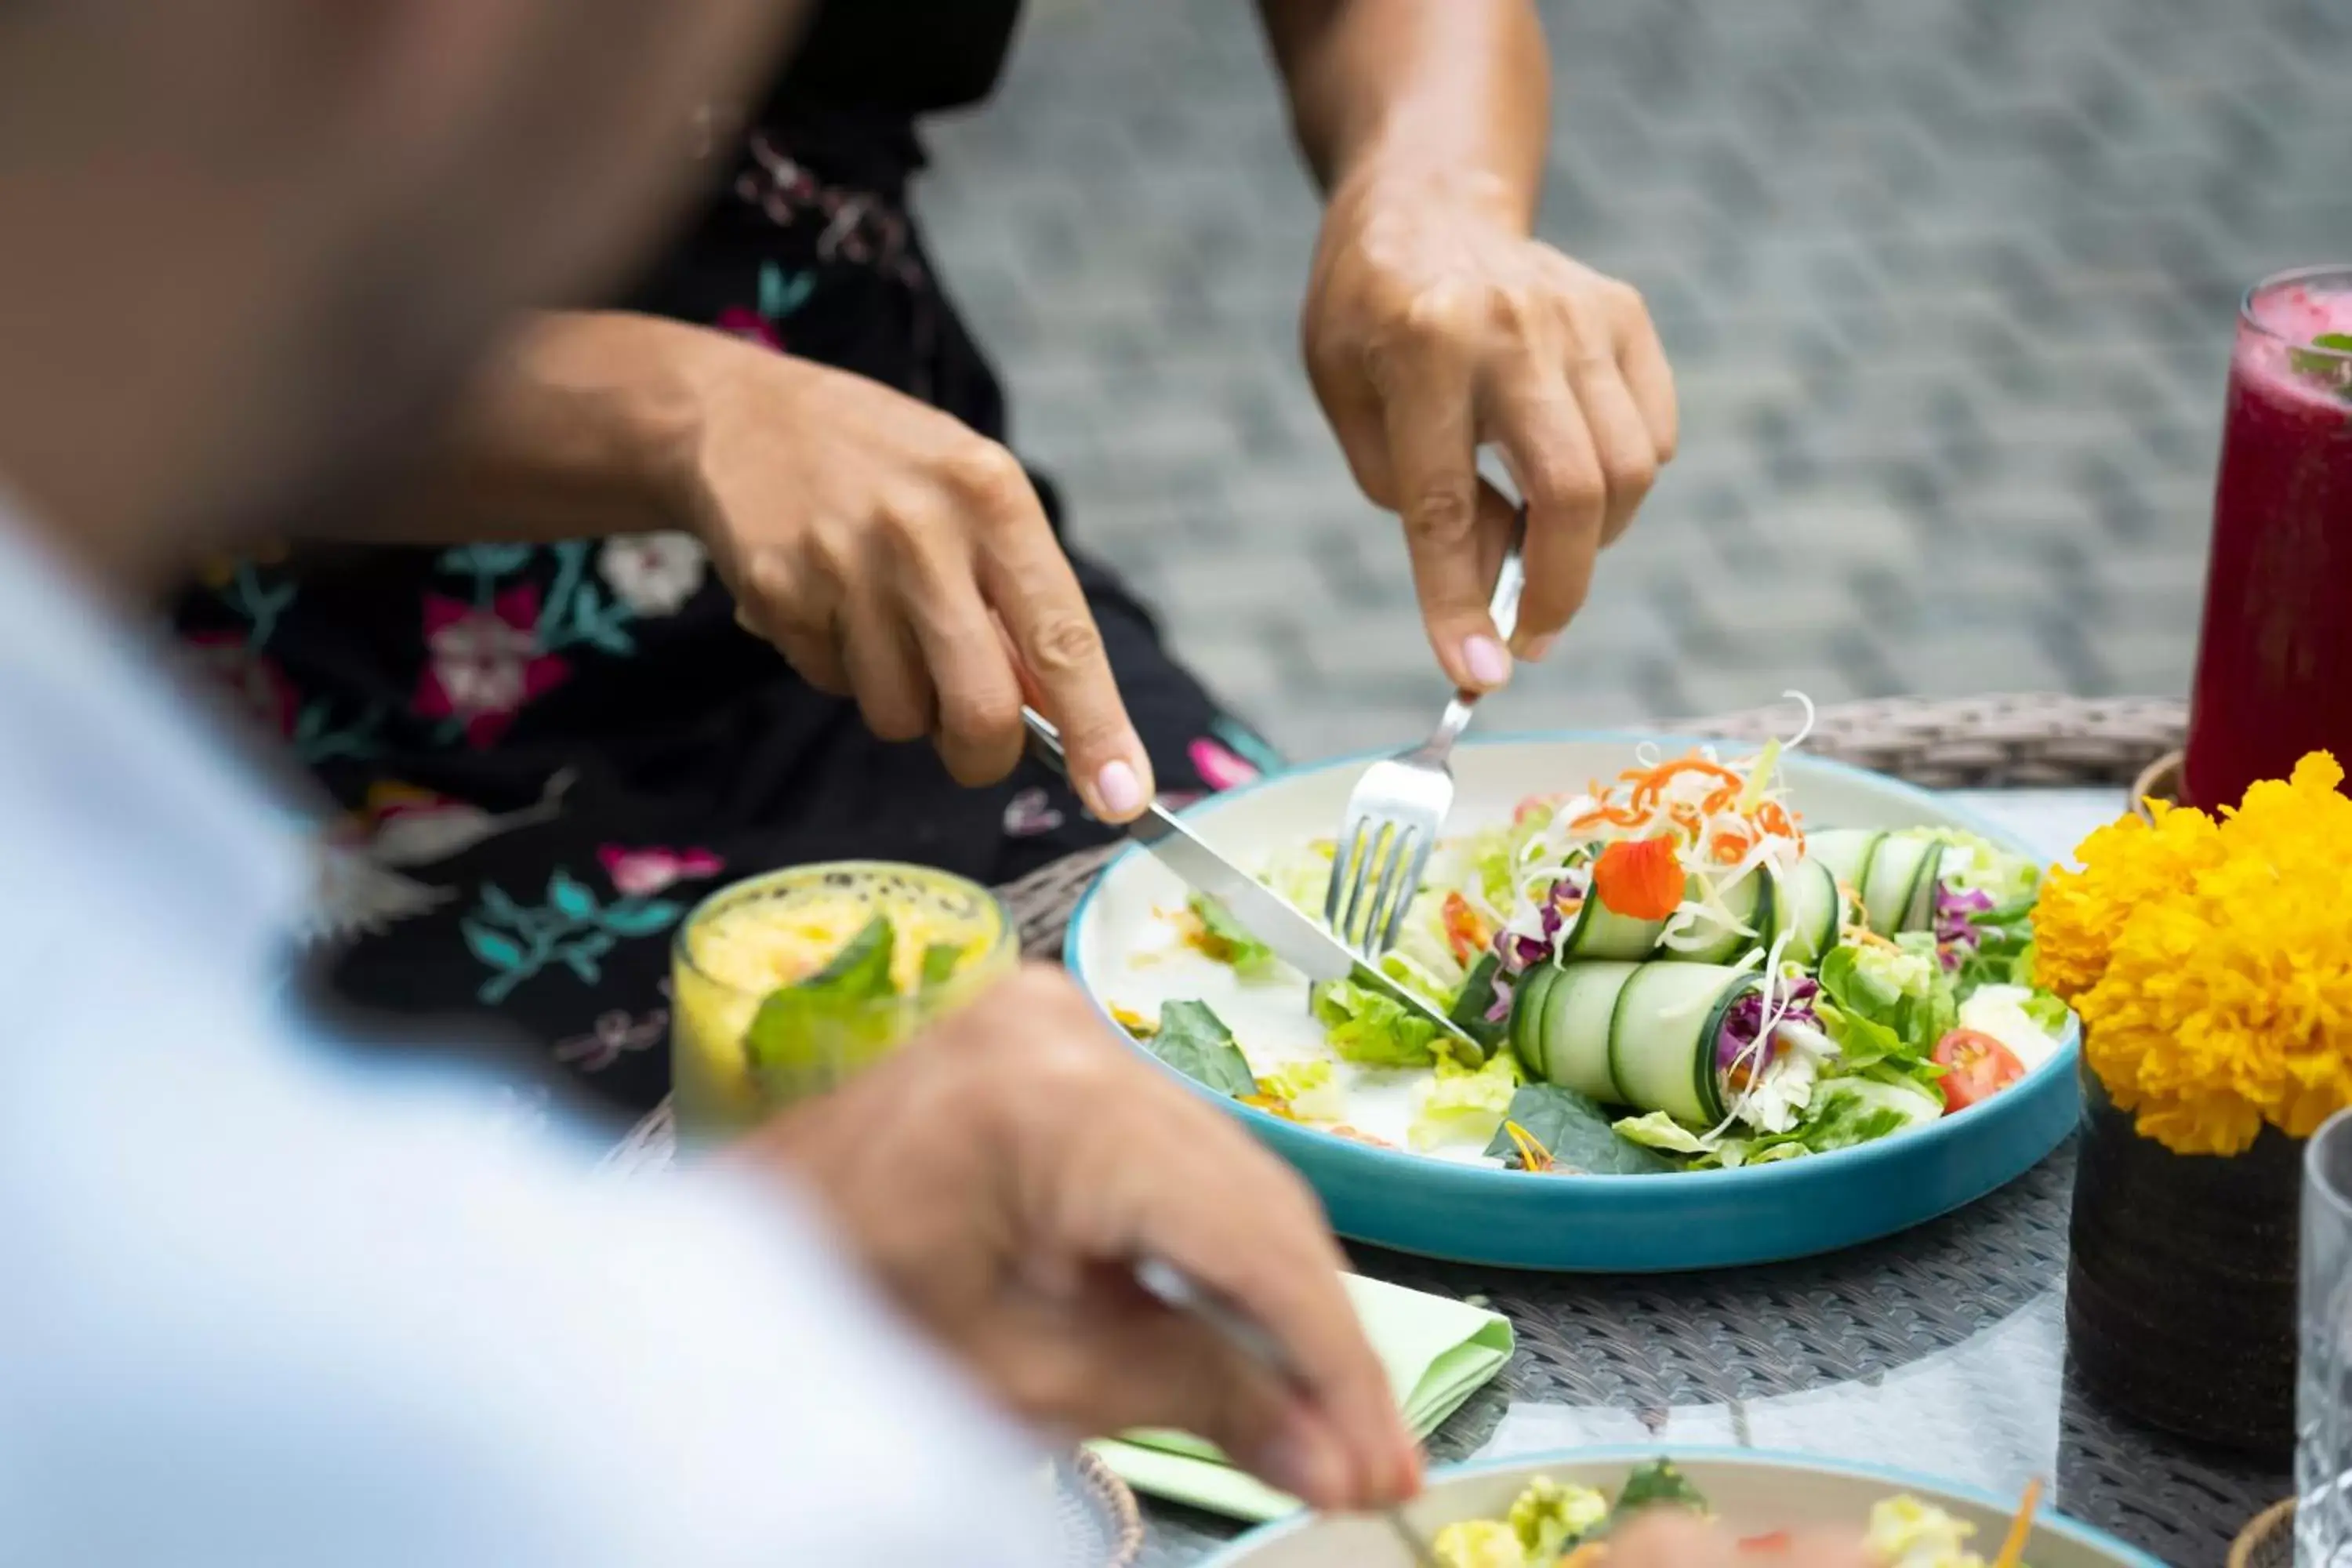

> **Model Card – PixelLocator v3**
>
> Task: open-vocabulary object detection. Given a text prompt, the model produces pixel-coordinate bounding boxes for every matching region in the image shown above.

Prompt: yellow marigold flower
[2046,750,2352,1155]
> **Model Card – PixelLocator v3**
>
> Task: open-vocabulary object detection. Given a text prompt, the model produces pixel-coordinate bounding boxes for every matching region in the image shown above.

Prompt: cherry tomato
[1933,1029,2025,1112]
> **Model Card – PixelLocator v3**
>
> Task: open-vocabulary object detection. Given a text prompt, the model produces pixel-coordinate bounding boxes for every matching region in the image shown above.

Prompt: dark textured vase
[2066,1065,2302,1457]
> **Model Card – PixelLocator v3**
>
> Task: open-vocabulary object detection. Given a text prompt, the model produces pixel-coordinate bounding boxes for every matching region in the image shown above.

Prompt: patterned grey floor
[918,0,2352,762]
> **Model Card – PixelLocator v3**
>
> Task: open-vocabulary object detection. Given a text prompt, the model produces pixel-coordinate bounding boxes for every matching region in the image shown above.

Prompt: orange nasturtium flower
[1592,834,1686,921]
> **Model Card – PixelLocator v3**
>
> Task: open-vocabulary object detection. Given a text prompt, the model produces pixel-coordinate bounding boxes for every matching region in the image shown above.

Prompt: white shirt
[0,517,1049,1565]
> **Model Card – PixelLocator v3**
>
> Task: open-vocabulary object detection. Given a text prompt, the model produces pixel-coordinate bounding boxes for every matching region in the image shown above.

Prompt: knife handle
[1020,706,1069,778]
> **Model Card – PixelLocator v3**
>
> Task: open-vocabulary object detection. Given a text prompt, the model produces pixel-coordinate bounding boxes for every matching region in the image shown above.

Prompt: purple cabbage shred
[1933,884,1995,969]
[1714,977,1820,1073]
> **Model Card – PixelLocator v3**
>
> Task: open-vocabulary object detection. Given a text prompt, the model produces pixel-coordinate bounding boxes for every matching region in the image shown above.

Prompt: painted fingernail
[1095,758,1146,817]
[1464,635,1512,688]
[1522,633,1558,663]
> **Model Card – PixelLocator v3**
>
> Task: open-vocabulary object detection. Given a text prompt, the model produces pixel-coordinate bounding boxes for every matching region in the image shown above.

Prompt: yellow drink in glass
[670,861,1014,1143]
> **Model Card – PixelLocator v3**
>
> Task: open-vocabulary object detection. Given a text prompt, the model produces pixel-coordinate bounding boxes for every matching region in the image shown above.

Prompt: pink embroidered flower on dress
[597,844,725,898]
[1002,786,1065,839]
[183,632,298,738]
[714,307,783,350]
[414,586,569,748]
[1189,736,1261,793]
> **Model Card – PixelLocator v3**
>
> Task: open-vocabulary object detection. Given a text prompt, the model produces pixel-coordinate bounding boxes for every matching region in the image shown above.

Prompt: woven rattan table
[612,695,2283,1566]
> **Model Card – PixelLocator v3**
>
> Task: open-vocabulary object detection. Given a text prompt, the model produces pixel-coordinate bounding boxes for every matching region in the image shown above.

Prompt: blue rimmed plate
[1065,734,2080,1272]
[1194,1446,2158,1567]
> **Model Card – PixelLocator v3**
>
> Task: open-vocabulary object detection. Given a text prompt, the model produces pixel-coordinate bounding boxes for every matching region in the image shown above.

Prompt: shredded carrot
[1627,757,1743,809]
[1239,1094,1296,1121]
[1990,1477,2042,1568]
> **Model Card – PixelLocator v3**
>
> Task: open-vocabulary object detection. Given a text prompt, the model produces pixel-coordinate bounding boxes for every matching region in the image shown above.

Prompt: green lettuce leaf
[1185,892,1276,976]
[1408,1052,1523,1150]
[1610,1111,1714,1156]
[1312,978,1445,1067]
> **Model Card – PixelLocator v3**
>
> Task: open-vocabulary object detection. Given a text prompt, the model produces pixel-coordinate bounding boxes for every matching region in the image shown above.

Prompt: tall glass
[2299,1111,2352,1566]
[670,861,1014,1144]
[2183,266,2352,811]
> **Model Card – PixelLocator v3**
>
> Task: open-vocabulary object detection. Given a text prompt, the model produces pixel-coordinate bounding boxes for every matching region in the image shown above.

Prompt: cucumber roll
[1806,828,1942,936]
[1762,857,1844,966]
[1508,960,1759,1127]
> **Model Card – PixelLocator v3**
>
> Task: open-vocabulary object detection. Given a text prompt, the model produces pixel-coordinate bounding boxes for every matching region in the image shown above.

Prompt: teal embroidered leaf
[437,543,535,578]
[601,899,684,938]
[461,920,525,971]
[758,262,816,318]
[561,946,602,983]
[547,869,600,919]
[479,884,526,924]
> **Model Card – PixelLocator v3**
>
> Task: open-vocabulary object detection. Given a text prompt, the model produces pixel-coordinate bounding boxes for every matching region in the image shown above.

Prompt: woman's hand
[1302,168,1678,691]
[673,330,1152,819]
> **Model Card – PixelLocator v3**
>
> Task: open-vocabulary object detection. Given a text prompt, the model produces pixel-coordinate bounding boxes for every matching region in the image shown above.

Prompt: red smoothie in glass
[2183,267,2352,810]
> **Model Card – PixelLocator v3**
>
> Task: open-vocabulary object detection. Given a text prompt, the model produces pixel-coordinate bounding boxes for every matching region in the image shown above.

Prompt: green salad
[1428,1461,2027,1568]
[1128,719,2069,1171]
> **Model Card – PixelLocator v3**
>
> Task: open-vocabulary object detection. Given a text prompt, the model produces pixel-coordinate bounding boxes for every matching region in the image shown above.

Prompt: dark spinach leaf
[1446,953,1508,1056]
[1145,1000,1259,1098]
[1482,1083,1672,1175]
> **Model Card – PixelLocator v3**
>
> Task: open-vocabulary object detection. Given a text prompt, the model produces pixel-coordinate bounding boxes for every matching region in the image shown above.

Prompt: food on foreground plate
[1427,1461,2030,1568]
[1123,709,2071,1172]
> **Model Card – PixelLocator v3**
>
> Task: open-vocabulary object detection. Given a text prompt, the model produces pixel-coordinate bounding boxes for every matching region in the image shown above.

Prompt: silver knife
[1019,709,1472,1051]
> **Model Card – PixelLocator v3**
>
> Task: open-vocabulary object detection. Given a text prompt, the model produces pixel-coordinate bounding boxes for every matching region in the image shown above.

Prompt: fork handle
[1424,528,1526,754]
[1487,526,1527,644]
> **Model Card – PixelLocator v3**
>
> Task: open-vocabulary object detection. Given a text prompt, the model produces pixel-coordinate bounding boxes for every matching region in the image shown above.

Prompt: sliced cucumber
[1807,828,1883,892]
[1605,963,1757,1127]
[1537,960,1640,1104]
[1509,965,1559,1081]
[1900,841,1947,933]
[1770,857,1845,965]
[1860,833,1936,935]
[1555,895,1669,962]
[1674,866,1772,965]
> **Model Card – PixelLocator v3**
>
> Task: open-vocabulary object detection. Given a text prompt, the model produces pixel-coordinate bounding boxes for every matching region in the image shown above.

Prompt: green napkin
[1087,1272,1514,1521]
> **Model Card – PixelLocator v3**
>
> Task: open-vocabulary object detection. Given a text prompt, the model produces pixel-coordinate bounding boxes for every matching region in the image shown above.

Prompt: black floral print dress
[170,0,1279,1117]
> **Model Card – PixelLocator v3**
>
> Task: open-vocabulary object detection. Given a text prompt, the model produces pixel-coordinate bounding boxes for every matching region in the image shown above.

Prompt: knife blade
[1021,709,1472,1049]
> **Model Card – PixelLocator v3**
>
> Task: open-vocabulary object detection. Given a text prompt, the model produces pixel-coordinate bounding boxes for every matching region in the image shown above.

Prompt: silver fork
[1326,525,1526,958]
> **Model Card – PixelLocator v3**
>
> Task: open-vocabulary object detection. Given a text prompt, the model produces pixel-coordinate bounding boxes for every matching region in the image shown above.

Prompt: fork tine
[1339,819,1392,949]
[1336,822,1374,945]
[1377,829,1435,956]
[1325,817,1367,933]
[1362,826,1416,957]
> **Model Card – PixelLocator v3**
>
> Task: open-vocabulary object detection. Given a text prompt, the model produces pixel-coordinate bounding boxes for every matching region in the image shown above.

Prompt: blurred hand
[1600,1512,1871,1568]
[1302,169,1678,691]
[735,965,1417,1512]
[679,335,1150,820]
